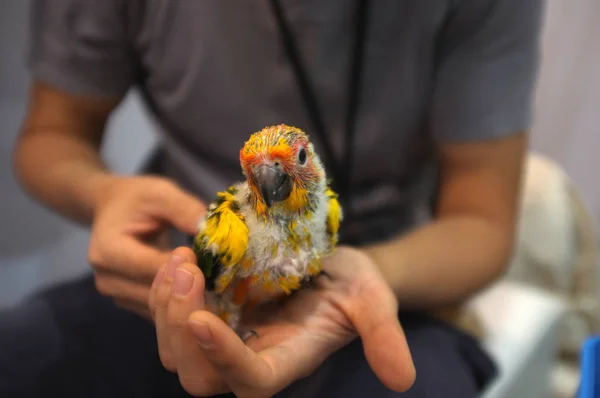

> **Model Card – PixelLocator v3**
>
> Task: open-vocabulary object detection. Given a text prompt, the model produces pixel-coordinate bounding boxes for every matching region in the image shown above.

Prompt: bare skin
[149,246,415,397]
[13,81,206,318]
[364,132,527,310]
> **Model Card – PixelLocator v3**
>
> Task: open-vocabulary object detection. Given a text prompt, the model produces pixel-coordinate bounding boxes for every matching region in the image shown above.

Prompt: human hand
[149,245,416,397]
[88,175,206,318]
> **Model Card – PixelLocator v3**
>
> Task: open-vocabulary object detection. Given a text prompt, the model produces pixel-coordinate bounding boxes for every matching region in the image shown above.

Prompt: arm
[14,0,135,225]
[15,1,206,318]
[13,81,121,225]
[362,0,543,309]
[363,132,527,309]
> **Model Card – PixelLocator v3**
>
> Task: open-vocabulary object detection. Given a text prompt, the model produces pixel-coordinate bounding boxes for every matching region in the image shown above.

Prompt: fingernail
[165,255,184,280]
[173,268,194,297]
[190,321,213,348]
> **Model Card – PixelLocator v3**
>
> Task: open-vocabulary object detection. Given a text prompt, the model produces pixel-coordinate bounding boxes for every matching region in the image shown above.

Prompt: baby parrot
[192,124,343,333]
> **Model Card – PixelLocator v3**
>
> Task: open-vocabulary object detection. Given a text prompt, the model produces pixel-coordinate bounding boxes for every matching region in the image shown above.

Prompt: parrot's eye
[298,148,307,165]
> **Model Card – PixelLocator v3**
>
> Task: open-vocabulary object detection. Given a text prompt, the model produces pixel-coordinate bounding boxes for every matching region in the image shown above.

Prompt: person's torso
[130,0,450,244]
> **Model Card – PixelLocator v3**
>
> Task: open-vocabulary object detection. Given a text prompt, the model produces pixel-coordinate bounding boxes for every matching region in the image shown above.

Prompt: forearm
[13,129,113,225]
[362,215,514,310]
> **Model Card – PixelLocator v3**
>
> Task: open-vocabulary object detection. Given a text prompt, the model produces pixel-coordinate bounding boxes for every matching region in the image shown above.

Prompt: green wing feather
[192,236,221,290]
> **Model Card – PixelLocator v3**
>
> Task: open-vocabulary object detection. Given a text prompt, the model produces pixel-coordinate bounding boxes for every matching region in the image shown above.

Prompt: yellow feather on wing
[194,186,249,294]
[202,189,249,268]
[205,213,248,267]
[325,187,342,249]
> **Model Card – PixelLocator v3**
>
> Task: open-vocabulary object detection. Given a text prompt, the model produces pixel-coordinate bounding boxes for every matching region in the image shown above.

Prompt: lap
[0,275,189,398]
[0,275,496,398]
[278,313,495,398]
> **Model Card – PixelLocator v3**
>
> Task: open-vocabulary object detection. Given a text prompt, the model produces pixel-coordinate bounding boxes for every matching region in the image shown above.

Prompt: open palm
[149,246,415,397]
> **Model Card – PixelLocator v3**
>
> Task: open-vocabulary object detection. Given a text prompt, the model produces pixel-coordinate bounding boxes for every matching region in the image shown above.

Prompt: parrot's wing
[193,185,249,291]
[325,186,342,249]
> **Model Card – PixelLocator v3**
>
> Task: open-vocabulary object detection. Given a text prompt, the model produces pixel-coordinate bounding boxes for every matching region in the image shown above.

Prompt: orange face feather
[240,124,323,214]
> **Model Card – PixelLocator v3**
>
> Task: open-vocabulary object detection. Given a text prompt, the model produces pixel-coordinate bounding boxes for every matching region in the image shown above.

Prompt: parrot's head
[240,124,325,214]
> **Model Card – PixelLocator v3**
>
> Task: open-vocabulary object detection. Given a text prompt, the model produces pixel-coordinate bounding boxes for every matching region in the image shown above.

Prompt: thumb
[188,310,279,396]
[150,180,207,235]
[347,285,416,392]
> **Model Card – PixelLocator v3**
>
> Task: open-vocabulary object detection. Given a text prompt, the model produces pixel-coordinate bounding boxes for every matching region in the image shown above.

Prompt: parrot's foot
[317,270,332,280]
[306,269,333,289]
[240,329,259,343]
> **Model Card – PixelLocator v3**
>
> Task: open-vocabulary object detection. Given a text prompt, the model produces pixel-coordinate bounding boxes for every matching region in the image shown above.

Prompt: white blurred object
[508,152,599,357]
[472,282,564,398]
[471,151,599,398]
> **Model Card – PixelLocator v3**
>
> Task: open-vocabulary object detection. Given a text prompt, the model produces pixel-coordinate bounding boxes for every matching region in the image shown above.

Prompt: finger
[170,246,197,264]
[96,236,172,282]
[189,311,328,396]
[145,181,207,235]
[114,299,152,320]
[345,283,416,392]
[188,311,276,395]
[154,250,192,372]
[150,248,195,317]
[95,270,152,306]
[166,262,228,396]
[149,265,166,322]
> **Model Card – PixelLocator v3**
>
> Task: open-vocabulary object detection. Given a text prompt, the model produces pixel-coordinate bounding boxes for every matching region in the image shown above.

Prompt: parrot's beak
[255,164,292,207]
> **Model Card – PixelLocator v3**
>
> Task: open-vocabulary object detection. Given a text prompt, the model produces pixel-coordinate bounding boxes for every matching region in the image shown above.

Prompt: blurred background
[1,1,599,397]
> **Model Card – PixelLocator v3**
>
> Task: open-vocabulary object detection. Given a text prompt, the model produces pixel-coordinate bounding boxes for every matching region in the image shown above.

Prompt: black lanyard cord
[268,0,337,179]
[269,0,370,224]
[341,0,369,209]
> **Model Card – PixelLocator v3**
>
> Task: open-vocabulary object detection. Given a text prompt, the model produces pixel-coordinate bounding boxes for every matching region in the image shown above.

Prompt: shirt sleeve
[27,0,136,99]
[430,0,545,143]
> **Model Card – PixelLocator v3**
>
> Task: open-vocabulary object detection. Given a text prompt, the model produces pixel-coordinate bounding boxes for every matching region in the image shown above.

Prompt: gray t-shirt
[28,0,544,244]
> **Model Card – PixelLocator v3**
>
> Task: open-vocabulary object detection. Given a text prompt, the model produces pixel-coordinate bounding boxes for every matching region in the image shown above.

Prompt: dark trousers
[0,275,496,398]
